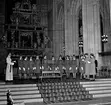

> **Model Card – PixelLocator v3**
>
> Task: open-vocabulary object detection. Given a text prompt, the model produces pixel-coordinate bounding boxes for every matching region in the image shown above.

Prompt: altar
[5,0,50,56]
[4,0,52,78]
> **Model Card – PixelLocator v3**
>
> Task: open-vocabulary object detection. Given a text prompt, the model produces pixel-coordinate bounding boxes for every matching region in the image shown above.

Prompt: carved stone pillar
[82,0,102,65]
[64,0,73,56]
[64,0,79,56]
[110,0,111,26]
[52,0,58,58]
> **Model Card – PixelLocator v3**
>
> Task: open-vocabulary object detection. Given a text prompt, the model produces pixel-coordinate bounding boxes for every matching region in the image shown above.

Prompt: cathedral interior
[0,0,110,77]
[1,0,111,105]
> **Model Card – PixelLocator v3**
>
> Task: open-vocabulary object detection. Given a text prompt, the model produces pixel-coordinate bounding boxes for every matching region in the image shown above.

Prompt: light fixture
[101,0,108,43]
[79,41,83,47]
[101,34,108,43]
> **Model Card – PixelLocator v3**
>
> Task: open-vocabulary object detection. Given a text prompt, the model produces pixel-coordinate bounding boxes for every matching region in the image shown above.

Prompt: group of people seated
[18,53,96,81]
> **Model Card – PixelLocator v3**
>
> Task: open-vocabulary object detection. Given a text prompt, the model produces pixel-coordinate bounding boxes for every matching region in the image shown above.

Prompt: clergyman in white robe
[5,53,14,82]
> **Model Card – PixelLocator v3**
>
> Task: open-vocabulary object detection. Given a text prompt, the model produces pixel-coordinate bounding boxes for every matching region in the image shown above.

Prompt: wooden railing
[39,70,62,81]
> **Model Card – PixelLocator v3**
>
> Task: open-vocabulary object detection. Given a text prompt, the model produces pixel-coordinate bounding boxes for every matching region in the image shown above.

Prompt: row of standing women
[5,53,96,82]
[17,53,96,80]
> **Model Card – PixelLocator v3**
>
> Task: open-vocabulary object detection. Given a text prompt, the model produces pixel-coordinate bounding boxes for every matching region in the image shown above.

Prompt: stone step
[80,79,111,99]
[0,90,40,96]
[96,78,111,81]
[86,86,111,91]
[0,82,5,85]
[0,94,41,101]
[89,101,111,105]
[0,101,7,105]
[0,84,37,88]
[14,98,43,103]
[93,93,111,98]
[80,80,111,85]
[82,83,111,87]
[0,87,38,92]
[0,83,43,105]
[0,98,43,105]
[89,89,111,94]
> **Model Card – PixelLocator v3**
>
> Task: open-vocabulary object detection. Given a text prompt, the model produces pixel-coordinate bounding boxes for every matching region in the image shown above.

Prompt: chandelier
[101,34,108,43]
[101,0,108,43]
[78,41,83,47]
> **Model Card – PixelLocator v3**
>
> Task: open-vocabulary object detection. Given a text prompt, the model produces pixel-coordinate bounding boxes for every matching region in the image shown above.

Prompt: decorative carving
[21,0,31,10]
[7,0,49,55]
[80,26,83,35]
[11,30,15,36]
[20,31,32,36]
[20,32,32,48]
[44,35,49,46]
[34,43,37,49]
[33,14,41,26]
[10,0,48,27]
[37,35,41,46]
[15,2,21,9]
[10,14,16,24]
[32,4,37,11]
[20,13,31,24]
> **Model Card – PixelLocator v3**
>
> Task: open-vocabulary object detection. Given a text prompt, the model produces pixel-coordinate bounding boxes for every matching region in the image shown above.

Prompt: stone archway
[99,0,111,66]
[63,0,83,56]
[82,0,102,67]
[70,0,82,55]
[55,5,64,58]
[57,6,64,56]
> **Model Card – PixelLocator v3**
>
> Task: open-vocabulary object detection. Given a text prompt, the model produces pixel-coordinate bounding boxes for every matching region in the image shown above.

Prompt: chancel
[0,0,111,105]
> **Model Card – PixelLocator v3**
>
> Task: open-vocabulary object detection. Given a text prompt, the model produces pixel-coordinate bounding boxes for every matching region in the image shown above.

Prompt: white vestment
[6,56,14,81]
[85,57,90,76]
[89,58,96,75]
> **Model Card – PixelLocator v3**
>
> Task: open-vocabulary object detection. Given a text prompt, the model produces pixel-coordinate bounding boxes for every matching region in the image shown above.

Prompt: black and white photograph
[0,0,111,105]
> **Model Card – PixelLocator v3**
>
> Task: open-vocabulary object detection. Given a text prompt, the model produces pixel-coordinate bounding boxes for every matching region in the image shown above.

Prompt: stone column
[82,0,102,65]
[52,0,57,57]
[64,0,74,56]
[75,16,79,55]
[53,0,63,58]
[110,0,111,25]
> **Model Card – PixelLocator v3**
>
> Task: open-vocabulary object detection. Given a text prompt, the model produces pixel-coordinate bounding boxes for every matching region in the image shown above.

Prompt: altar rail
[39,70,62,81]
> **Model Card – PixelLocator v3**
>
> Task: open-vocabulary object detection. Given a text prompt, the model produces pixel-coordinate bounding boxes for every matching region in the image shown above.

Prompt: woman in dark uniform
[29,56,34,79]
[51,56,56,71]
[23,56,29,79]
[89,53,96,80]
[56,55,64,77]
[18,56,23,79]
[65,55,70,78]
[71,55,78,78]
[42,55,48,71]
[34,56,41,78]
[79,55,85,79]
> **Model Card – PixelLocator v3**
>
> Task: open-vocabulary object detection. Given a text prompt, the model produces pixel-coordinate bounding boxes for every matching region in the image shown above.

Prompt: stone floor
[48,97,111,105]
[26,97,111,105]
[1,77,111,105]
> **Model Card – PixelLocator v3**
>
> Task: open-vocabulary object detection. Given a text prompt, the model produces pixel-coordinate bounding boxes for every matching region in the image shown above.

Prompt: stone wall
[0,0,7,77]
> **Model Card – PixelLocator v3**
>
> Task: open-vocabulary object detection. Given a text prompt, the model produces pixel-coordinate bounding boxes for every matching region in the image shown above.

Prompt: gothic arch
[100,0,110,35]
[100,2,105,34]
[70,0,82,55]
[57,6,64,23]
[57,6,64,56]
